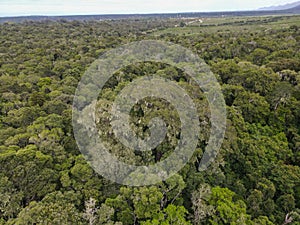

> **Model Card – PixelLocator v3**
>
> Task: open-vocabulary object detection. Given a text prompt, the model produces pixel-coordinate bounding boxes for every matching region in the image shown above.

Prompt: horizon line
[0,8,292,18]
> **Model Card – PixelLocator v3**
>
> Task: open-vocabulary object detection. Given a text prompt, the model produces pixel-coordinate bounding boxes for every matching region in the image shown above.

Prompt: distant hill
[1,5,300,24]
[282,3,300,13]
[259,1,300,10]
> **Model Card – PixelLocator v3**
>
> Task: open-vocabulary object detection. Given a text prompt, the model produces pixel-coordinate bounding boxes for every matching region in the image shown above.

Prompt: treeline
[0,17,299,224]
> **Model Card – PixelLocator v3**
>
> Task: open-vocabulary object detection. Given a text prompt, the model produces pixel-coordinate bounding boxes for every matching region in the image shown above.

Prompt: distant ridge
[259,1,300,10]
[283,3,300,12]
[1,6,300,24]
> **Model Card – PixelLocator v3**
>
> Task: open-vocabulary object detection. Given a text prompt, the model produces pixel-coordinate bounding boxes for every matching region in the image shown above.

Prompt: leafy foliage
[0,15,300,224]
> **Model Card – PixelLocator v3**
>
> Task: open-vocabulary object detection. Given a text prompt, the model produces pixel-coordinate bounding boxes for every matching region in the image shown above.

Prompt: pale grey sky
[0,0,297,16]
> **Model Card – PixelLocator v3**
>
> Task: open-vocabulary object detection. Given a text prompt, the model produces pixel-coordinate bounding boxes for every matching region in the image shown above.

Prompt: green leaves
[208,187,252,225]
[142,204,191,225]
[8,192,83,225]
[0,175,22,220]
[0,15,300,225]
[233,91,270,124]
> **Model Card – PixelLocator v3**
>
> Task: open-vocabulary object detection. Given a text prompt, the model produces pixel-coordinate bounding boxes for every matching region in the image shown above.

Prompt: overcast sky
[0,0,297,16]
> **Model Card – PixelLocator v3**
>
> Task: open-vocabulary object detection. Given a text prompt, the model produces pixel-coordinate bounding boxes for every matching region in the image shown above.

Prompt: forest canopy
[0,15,300,224]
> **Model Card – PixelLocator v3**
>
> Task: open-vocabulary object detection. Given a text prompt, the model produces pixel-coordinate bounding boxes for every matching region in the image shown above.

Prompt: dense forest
[0,15,300,224]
